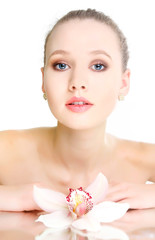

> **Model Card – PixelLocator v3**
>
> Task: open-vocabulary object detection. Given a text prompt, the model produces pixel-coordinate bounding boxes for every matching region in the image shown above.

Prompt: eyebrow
[48,50,70,61]
[89,50,112,59]
[48,49,112,60]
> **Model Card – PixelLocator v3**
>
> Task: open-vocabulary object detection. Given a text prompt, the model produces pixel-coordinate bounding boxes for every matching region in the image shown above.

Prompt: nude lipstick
[65,96,93,113]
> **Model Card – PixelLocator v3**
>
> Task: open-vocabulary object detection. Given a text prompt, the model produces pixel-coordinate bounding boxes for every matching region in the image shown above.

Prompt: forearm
[145,183,155,208]
[105,182,155,209]
[0,184,40,211]
[136,183,155,209]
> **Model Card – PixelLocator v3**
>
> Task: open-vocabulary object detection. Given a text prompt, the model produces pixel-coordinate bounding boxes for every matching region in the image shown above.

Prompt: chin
[58,118,106,131]
[59,121,92,130]
[53,109,108,130]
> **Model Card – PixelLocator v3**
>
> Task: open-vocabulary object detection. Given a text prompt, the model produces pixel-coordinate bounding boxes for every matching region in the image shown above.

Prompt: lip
[65,96,93,113]
[65,96,93,105]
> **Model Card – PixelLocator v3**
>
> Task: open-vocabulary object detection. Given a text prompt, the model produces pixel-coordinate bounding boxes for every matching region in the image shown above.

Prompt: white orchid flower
[33,173,129,232]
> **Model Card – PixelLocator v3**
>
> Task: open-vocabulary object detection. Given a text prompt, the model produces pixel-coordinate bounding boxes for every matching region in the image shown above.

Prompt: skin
[0,19,155,211]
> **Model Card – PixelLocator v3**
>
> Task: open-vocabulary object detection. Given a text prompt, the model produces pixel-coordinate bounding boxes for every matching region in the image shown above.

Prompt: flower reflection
[33,173,129,232]
[35,224,129,240]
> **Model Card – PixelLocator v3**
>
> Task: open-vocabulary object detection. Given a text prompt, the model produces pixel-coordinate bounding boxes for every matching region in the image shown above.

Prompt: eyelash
[52,61,107,72]
[91,62,107,71]
[53,62,69,71]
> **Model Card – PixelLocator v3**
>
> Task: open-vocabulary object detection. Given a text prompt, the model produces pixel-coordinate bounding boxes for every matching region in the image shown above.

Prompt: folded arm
[0,184,41,211]
[105,141,155,209]
[104,182,155,209]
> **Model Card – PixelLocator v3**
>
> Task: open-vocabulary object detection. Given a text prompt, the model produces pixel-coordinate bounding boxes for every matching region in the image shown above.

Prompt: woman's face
[42,19,130,130]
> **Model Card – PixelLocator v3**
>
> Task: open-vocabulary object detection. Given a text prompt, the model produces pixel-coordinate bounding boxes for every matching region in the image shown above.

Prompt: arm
[0,130,41,211]
[0,183,41,211]
[142,142,155,182]
[104,141,155,209]
[104,181,155,209]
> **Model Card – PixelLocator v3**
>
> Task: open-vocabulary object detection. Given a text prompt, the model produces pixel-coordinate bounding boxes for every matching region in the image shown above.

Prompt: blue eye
[92,63,105,71]
[54,63,69,70]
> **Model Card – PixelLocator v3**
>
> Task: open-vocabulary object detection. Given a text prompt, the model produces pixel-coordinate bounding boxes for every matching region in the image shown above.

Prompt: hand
[104,182,155,209]
[111,208,155,232]
[0,183,47,211]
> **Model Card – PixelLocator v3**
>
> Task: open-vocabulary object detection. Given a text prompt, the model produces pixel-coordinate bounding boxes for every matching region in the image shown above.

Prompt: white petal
[35,228,70,240]
[36,210,72,228]
[90,201,129,223]
[94,225,129,240]
[72,225,129,240]
[33,185,67,212]
[71,215,101,232]
[86,172,108,204]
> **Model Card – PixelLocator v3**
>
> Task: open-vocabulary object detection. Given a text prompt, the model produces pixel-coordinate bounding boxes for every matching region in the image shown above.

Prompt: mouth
[65,96,93,106]
[65,97,93,113]
[68,101,90,105]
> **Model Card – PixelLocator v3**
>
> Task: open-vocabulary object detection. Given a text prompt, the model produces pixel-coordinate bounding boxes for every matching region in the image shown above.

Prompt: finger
[104,188,131,202]
[105,186,131,201]
[108,180,120,187]
[104,194,127,202]
[107,182,130,195]
[116,198,139,209]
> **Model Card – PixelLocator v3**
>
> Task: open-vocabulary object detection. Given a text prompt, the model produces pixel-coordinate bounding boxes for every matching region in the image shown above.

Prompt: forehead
[46,19,120,60]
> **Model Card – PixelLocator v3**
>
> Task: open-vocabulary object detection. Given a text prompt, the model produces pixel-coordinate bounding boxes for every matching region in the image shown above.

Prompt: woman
[0,9,155,211]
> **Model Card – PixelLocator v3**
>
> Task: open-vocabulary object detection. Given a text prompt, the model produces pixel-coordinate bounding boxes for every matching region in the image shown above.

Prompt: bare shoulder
[0,127,54,183]
[114,135,155,182]
[0,128,38,153]
[135,140,155,182]
[0,126,54,147]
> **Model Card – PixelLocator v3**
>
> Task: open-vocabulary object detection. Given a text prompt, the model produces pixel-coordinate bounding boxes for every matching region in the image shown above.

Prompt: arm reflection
[0,209,155,240]
[110,208,155,238]
[0,211,45,239]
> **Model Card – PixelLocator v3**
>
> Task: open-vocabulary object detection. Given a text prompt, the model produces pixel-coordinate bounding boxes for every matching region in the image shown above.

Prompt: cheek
[93,75,119,116]
[44,75,67,116]
[98,87,117,117]
[94,73,119,101]
[44,71,65,99]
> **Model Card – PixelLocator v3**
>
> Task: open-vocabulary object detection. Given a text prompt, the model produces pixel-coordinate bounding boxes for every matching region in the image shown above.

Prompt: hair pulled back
[44,9,129,71]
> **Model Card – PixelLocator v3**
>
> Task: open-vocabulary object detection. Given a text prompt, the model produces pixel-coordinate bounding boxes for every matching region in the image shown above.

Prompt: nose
[68,72,88,92]
[69,84,86,91]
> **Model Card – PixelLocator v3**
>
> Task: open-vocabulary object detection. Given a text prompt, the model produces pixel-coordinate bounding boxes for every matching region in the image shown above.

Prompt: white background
[0,0,154,143]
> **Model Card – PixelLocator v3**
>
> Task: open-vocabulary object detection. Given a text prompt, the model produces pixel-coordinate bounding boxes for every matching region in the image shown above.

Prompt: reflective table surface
[0,209,155,240]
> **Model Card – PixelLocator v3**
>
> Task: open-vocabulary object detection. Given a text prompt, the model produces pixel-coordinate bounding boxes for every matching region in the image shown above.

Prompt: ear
[119,69,130,96]
[41,67,45,93]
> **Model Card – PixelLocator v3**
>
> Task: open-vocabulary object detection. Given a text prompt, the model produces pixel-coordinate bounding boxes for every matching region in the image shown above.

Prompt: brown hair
[43,9,129,71]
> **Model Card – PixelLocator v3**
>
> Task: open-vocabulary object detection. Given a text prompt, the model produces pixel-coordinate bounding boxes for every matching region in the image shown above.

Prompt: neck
[53,121,112,175]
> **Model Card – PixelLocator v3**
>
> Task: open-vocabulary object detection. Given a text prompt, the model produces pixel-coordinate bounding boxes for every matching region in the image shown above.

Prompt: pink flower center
[66,187,93,217]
